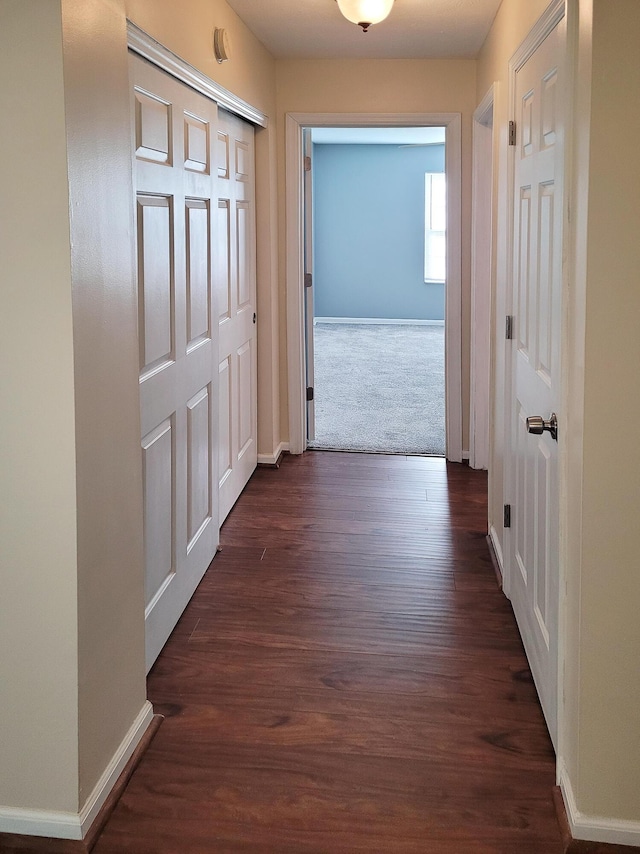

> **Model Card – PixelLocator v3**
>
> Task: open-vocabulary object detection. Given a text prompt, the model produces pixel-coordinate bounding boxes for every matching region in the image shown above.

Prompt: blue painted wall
[313,143,445,321]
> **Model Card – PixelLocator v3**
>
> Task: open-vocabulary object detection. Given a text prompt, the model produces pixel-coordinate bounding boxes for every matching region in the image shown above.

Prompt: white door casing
[285,112,463,461]
[470,86,495,471]
[217,109,258,524]
[505,6,565,748]
[132,54,220,671]
[303,128,316,442]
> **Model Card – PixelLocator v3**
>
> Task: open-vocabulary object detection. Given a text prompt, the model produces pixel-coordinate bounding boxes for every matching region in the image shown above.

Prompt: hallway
[94,452,563,853]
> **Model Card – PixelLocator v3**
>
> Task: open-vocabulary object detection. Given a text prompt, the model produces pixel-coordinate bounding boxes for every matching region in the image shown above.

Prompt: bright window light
[424,172,446,283]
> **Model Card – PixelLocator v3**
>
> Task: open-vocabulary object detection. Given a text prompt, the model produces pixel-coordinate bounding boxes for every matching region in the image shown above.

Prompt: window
[424,172,446,283]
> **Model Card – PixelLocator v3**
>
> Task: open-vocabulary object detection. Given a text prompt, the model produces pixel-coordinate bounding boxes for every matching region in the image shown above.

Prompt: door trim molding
[285,111,463,460]
[126,21,268,128]
[470,84,496,471]
[509,0,566,75]
[489,523,504,577]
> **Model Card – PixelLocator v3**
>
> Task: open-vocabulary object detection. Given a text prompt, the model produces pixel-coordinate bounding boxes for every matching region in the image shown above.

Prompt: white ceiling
[311,126,446,144]
[225,0,503,60]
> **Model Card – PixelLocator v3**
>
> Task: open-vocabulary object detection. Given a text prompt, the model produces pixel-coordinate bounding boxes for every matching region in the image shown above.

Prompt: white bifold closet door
[132,54,221,671]
[131,56,257,671]
[216,109,257,524]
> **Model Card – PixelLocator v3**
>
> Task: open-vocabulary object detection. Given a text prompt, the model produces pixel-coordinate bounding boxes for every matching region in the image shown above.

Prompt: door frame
[285,112,463,461]
[470,87,496,470]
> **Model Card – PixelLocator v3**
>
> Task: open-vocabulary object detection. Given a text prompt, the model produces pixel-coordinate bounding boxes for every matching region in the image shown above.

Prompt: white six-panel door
[217,110,258,523]
[507,20,563,747]
[132,55,221,671]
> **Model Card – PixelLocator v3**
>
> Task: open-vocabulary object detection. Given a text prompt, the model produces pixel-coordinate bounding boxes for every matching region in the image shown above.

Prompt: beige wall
[476,0,551,98]
[125,0,275,114]
[275,59,477,451]
[0,0,81,813]
[563,0,640,823]
[0,0,78,810]
[0,0,150,815]
[126,0,282,459]
[61,0,148,802]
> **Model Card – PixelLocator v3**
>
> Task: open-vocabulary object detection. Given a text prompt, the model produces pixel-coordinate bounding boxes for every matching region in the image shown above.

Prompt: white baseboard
[314,317,445,326]
[462,449,470,460]
[489,524,504,576]
[0,807,84,841]
[0,701,154,840]
[257,441,290,466]
[79,701,154,836]
[558,762,640,846]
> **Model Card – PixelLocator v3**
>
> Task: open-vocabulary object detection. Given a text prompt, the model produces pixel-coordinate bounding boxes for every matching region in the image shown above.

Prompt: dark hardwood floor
[93,451,564,853]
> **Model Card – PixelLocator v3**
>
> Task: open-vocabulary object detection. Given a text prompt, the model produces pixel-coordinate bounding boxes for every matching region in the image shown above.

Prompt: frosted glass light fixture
[336,0,395,32]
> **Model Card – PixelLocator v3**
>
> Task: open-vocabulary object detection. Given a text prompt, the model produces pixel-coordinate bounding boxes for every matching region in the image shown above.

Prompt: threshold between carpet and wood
[309,322,445,456]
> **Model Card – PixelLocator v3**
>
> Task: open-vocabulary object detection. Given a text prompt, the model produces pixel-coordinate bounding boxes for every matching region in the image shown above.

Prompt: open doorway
[306,127,446,455]
[285,111,462,461]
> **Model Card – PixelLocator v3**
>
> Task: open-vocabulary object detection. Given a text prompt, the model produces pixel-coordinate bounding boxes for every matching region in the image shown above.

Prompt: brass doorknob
[526,413,558,442]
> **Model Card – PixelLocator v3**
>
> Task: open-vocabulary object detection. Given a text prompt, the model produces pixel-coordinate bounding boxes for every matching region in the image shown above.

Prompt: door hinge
[304,155,312,172]
[304,272,313,288]
[504,504,512,528]
[508,120,517,146]
[505,315,514,340]
[306,386,314,402]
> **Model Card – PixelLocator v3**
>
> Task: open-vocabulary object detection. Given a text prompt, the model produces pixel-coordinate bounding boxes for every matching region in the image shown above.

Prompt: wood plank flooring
[93,451,563,853]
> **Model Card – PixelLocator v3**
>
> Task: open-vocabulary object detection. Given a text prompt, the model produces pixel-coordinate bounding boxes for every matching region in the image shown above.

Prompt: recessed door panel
[217,200,231,321]
[235,140,250,181]
[236,202,250,308]
[142,418,174,609]
[217,131,229,178]
[541,69,557,149]
[237,340,252,456]
[218,357,232,485]
[534,439,551,643]
[185,199,210,350]
[521,90,534,158]
[184,113,209,173]
[187,386,212,550]
[517,188,531,357]
[137,195,174,374]
[134,89,172,164]
[537,182,555,382]
[515,403,529,586]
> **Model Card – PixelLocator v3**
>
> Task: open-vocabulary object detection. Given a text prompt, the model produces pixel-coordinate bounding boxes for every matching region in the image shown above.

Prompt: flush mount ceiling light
[336,0,395,32]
